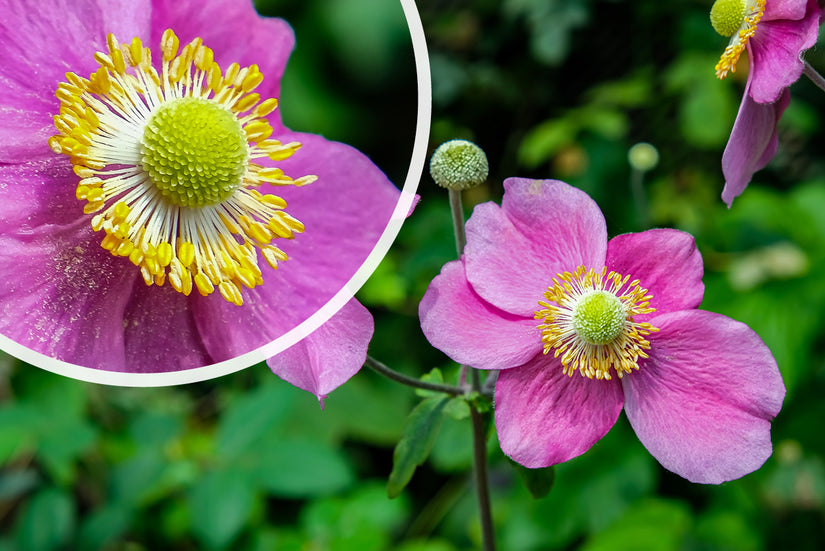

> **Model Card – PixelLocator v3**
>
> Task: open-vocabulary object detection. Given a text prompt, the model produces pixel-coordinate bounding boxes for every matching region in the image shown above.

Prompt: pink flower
[419,178,785,484]
[0,0,400,397]
[712,0,821,205]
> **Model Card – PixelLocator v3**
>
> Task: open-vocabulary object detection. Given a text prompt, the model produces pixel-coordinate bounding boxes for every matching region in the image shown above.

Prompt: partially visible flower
[420,178,785,484]
[710,0,820,205]
[0,0,401,396]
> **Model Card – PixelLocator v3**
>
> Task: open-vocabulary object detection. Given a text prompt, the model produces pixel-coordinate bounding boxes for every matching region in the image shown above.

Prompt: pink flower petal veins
[495,352,624,468]
[622,310,785,484]
[464,178,607,317]
[419,260,542,371]
[605,229,704,323]
[721,87,790,207]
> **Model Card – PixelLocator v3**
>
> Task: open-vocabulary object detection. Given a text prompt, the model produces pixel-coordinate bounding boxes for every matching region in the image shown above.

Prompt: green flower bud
[429,139,489,190]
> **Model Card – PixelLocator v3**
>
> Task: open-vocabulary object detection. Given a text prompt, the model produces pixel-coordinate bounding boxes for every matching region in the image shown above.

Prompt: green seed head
[710,0,746,38]
[628,142,660,172]
[572,291,626,345]
[429,139,489,190]
[140,97,249,208]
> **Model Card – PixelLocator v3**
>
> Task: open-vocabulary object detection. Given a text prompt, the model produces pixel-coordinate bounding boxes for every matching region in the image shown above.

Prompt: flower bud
[429,139,489,190]
[628,142,659,172]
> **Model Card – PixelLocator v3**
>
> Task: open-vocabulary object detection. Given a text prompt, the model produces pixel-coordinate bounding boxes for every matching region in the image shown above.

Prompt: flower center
[572,291,626,345]
[140,97,248,208]
[49,30,318,306]
[535,266,660,380]
[710,0,746,37]
[711,0,766,79]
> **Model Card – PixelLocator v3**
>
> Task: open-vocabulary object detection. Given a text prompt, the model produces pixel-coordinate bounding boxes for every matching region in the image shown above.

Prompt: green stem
[470,369,495,550]
[365,356,464,396]
[448,188,495,549]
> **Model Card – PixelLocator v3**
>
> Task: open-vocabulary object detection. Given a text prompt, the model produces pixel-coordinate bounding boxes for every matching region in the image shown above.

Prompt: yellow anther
[128,37,144,66]
[113,201,130,220]
[260,194,287,209]
[194,46,214,71]
[161,29,179,62]
[218,281,243,306]
[88,67,111,94]
[236,93,260,112]
[142,242,157,258]
[178,242,195,267]
[247,220,272,244]
[253,98,279,117]
[128,248,144,266]
[116,240,135,257]
[157,242,174,267]
[140,265,154,286]
[244,120,273,141]
[194,272,215,296]
[106,33,119,54]
[261,246,288,269]
[111,48,126,74]
[224,62,240,86]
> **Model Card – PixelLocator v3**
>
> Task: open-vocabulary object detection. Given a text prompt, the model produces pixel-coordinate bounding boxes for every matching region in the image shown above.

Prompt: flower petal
[150,0,294,132]
[495,354,624,468]
[194,132,399,361]
[419,260,542,371]
[0,0,150,162]
[464,178,607,317]
[0,218,138,371]
[748,1,820,104]
[622,310,785,484]
[267,298,373,405]
[605,229,704,322]
[721,87,789,207]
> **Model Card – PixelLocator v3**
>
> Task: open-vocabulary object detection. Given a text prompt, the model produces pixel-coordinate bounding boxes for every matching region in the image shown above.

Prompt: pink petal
[763,0,811,25]
[749,1,820,104]
[721,87,790,207]
[0,219,137,371]
[495,353,624,468]
[267,299,373,405]
[150,0,294,133]
[622,310,785,484]
[464,178,607,317]
[419,260,542,371]
[605,229,704,323]
[194,132,399,361]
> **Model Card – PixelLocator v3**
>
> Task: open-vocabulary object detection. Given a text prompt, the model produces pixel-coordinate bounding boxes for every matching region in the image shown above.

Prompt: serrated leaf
[387,396,450,498]
[511,460,556,499]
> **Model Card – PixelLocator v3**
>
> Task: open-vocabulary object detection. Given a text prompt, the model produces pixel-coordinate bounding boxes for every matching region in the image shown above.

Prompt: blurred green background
[2,0,825,549]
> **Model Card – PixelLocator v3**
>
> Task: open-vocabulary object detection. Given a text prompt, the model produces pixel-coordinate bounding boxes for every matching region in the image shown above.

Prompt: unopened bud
[628,142,659,172]
[429,139,489,190]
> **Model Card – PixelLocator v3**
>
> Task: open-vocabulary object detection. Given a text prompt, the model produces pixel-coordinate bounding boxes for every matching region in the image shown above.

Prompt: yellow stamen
[50,29,316,306]
[713,0,766,79]
[535,266,660,380]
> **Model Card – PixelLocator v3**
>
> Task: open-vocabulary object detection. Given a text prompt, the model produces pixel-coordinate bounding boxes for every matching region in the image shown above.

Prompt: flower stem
[365,356,464,396]
[469,369,496,550]
[447,188,496,550]
[448,189,467,257]
[803,61,825,94]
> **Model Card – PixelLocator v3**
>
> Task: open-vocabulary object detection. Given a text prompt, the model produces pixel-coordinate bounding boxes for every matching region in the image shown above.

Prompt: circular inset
[0,0,430,385]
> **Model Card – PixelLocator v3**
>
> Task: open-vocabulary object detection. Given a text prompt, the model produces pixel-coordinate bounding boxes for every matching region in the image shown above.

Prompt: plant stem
[448,189,495,549]
[470,369,495,550]
[448,189,467,256]
[803,61,825,93]
[365,356,464,396]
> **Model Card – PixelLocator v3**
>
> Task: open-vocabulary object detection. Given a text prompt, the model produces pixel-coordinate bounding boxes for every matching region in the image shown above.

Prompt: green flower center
[572,290,626,345]
[140,97,249,208]
[710,0,746,38]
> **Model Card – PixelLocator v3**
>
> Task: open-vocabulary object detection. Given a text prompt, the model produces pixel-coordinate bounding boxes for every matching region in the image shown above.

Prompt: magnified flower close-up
[420,178,786,484]
[0,0,403,387]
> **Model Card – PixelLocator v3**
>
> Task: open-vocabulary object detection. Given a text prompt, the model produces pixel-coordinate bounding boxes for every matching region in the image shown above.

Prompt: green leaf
[77,505,131,550]
[249,439,354,498]
[511,461,556,499]
[415,367,446,398]
[188,469,257,550]
[444,397,471,421]
[215,382,292,459]
[15,488,75,551]
[580,498,691,551]
[387,395,450,498]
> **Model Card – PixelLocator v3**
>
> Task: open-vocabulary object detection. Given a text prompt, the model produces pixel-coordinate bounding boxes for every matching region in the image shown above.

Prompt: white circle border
[0,0,431,387]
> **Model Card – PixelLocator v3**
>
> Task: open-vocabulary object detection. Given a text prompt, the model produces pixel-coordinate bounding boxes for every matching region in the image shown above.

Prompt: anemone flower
[420,178,785,484]
[0,0,403,399]
[710,0,820,205]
